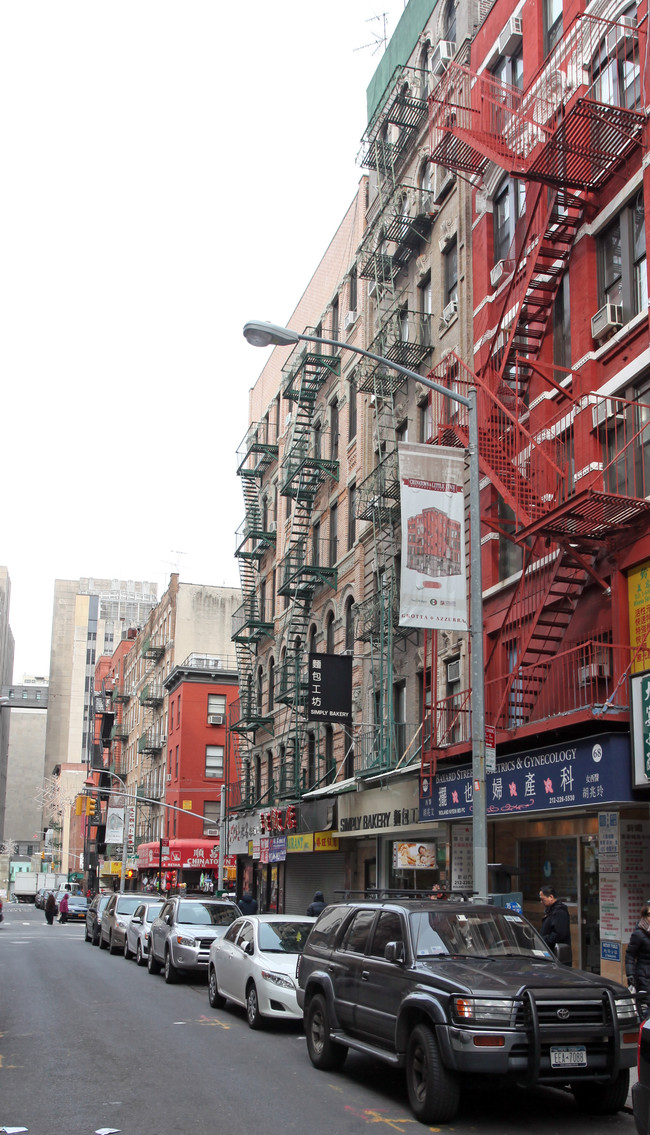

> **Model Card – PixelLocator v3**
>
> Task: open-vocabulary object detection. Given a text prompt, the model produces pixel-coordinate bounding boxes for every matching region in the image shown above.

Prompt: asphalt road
[0,901,638,1135]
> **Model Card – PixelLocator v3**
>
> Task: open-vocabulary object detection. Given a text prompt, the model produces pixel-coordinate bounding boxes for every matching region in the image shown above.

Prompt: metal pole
[467,387,488,900]
[218,783,226,894]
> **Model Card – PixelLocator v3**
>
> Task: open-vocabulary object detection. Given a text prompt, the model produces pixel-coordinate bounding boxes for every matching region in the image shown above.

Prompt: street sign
[485,725,496,773]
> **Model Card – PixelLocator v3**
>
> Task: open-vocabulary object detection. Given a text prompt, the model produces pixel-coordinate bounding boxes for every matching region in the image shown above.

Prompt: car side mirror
[132,916,143,925]
[554,943,571,966]
[244,940,254,955]
[385,940,405,964]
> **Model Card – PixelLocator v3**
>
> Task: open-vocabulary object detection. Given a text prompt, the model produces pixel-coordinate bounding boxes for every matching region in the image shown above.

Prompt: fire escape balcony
[368,309,433,371]
[232,597,275,644]
[235,515,277,559]
[110,721,129,743]
[137,730,165,754]
[282,342,340,404]
[141,635,166,662]
[236,420,279,479]
[277,539,337,597]
[275,656,309,707]
[280,448,339,499]
[359,65,429,177]
[354,577,401,643]
[430,13,645,192]
[111,684,131,704]
[229,693,274,736]
[139,682,164,707]
[356,452,401,524]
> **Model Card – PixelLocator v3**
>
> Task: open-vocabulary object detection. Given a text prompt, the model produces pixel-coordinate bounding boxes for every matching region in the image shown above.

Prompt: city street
[0,902,638,1135]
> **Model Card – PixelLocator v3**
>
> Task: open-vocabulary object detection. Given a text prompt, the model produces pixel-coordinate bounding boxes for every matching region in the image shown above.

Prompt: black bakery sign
[307,652,352,724]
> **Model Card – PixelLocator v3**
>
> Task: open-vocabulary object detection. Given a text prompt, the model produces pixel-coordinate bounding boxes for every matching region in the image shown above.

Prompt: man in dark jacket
[307,891,327,917]
[625,904,650,1005]
[238,891,258,915]
[539,885,572,965]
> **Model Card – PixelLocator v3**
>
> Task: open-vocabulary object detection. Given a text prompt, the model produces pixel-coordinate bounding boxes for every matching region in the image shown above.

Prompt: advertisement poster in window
[398,442,467,630]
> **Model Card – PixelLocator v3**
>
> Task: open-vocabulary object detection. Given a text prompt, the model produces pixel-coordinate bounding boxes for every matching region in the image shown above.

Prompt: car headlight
[615,997,637,1022]
[261,969,295,991]
[452,997,514,1024]
[176,934,196,947]
[117,920,127,930]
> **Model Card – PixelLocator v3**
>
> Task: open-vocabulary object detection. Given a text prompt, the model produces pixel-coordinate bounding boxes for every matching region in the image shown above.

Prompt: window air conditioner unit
[433,167,455,204]
[431,40,456,76]
[591,303,623,341]
[578,661,610,686]
[447,659,461,683]
[167,774,171,783]
[285,412,293,429]
[490,259,507,287]
[160,735,167,746]
[607,15,636,53]
[208,714,225,725]
[343,310,357,331]
[268,520,277,533]
[442,299,458,322]
[498,15,523,56]
[367,278,378,298]
[592,398,625,430]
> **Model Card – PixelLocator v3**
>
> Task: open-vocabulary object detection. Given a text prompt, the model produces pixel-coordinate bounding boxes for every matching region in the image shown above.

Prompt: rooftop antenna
[354,10,390,56]
[162,550,187,576]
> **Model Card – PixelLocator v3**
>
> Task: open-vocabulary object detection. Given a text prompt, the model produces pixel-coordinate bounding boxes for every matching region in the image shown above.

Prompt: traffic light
[86,796,97,818]
[126,869,135,880]
[75,796,83,816]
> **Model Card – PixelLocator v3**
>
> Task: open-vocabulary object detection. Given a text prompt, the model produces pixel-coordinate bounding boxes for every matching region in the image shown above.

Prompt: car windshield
[116,897,145,915]
[144,902,164,923]
[410,909,553,959]
[178,902,238,927]
[258,921,314,953]
[69,897,87,908]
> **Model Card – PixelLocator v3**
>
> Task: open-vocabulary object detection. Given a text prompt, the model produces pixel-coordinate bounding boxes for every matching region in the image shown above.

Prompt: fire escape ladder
[493,187,585,395]
[429,352,568,527]
[486,539,588,729]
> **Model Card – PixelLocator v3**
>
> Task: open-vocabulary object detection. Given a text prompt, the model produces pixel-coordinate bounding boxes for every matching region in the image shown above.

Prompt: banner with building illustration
[398,442,467,630]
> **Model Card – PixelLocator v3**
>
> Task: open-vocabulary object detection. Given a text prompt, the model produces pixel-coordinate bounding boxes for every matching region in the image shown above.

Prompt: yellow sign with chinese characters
[182,800,193,810]
[628,560,650,673]
[287,833,314,853]
[314,832,339,852]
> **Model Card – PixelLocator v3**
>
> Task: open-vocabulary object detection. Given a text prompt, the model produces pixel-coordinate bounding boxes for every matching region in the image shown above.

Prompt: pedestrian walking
[539,885,572,965]
[45,892,56,926]
[625,903,650,1017]
[58,892,69,924]
[306,890,327,916]
[238,890,258,915]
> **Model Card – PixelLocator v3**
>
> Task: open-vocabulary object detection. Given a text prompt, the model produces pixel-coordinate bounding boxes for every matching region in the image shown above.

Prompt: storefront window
[518,837,578,903]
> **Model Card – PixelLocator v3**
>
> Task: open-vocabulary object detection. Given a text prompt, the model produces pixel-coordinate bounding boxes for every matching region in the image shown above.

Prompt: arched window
[444,0,456,44]
[268,657,275,711]
[326,611,335,654]
[256,666,263,713]
[345,597,354,653]
[419,43,430,99]
[308,624,318,654]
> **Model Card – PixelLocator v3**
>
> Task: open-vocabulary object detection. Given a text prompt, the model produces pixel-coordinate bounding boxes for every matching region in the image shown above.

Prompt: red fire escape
[421,13,649,771]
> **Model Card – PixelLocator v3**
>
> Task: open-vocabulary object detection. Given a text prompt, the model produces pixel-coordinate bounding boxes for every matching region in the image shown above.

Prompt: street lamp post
[243,320,488,900]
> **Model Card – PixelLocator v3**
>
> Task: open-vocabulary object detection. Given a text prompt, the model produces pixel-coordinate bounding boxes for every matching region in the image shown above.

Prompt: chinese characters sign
[419,734,632,821]
[398,442,468,631]
[628,561,650,673]
[307,653,352,723]
[631,671,650,787]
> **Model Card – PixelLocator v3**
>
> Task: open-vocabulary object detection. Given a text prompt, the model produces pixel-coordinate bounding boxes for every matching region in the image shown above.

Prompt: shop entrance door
[580,836,600,973]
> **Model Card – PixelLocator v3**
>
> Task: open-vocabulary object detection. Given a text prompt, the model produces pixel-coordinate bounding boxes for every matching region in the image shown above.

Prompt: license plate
[550,1046,587,1068]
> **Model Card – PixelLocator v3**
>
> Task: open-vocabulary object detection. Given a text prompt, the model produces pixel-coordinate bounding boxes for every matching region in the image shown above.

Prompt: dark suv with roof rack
[296,896,638,1125]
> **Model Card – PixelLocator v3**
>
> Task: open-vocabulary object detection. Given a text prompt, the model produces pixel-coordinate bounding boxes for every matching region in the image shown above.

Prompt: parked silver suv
[148,895,240,983]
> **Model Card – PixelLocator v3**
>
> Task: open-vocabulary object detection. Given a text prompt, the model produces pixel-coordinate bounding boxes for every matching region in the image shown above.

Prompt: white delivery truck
[13,871,68,902]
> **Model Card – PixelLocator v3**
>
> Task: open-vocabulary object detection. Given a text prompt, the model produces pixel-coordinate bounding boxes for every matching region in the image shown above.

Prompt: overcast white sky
[0,1,408,679]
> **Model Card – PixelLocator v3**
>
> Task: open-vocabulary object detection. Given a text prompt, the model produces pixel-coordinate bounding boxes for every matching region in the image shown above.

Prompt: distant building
[3,677,48,854]
[0,567,16,844]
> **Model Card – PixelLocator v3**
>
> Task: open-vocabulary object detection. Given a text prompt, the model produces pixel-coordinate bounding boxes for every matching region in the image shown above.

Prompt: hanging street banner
[307,652,353,723]
[630,670,650,786]
[398,442,468,630]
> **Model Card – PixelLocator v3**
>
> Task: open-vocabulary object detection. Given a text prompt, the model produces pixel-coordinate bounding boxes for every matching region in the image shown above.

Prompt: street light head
[243,320,301,348]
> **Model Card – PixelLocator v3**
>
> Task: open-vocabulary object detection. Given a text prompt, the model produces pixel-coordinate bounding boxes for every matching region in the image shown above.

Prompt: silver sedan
[208,914,315,1028]
[124,899,164,965]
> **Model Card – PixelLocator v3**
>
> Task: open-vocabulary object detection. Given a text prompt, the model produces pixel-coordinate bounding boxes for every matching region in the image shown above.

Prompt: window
[444,239,458,307]
[553,274,571,381]
[202,800,221,835]
[443,0,456,44]
[348,377,357,441]
[329,503,338,565]
[208,693,226,717]
[493,177,526,265]
[325,725,335,782]
[170,701,174,731]
[369,911,403,957]
[313,421,322,461]
[597,190,647,319]
[205,746,223,777]
[348,266,357,313]
[331,295,339,343]
[268,658,275,710]
[345,597,354,652]
[347,484,356,550]
[419,43,430,99]
[307,731,316,788]
[341,909,376,953]
[544,0,562,57]
[330,399,339,461]
[326,611,335,654]
[344,723,355,779]
[419,273,432,347]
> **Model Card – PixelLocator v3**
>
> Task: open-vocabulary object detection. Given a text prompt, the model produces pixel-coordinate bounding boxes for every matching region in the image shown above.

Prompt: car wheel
[108,932,120,955]
[99,931,108,950]
[136,941,145,967]
[405,1023,459,1124]
[305,993,347,1070]
[147,943,161,974]
[572,1070,629,1115]
[123,936,133,960]
[84,924,91,943]
[246,982,264,1030]
[92,929,100,946]
[164,948,178,984]
[208,966,226,1009]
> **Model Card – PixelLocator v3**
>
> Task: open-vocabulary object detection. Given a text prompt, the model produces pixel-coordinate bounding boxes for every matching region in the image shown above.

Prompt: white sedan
[208,913,315,1028]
